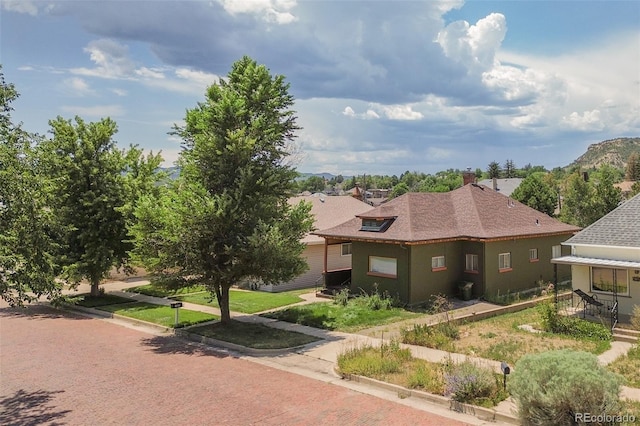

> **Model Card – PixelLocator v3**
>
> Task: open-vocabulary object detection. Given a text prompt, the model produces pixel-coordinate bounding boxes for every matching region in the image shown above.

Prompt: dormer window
[360,216,396,232]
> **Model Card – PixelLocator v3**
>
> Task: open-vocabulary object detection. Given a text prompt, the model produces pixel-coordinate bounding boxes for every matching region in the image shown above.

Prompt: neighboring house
[477,178,524,197]
[315,183,579,305]
[552,193,640,322]
[260,193,373,292]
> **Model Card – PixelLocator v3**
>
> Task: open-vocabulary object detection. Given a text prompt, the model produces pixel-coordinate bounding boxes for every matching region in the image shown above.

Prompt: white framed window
[552,245,562,259]
[591,267,629,296]
[529,248,539,262]
[465,254,479,272]
[341,243,352,256]
[431,255,446,270]
[499,253,511,270]
[368,256,397,278]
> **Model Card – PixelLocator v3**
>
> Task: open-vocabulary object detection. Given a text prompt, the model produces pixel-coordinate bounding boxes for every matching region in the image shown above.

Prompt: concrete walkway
[62,279,640,421]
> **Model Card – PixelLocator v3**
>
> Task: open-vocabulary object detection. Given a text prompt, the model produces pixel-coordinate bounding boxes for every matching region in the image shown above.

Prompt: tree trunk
[90,278,100,297]
[214,284,231,323]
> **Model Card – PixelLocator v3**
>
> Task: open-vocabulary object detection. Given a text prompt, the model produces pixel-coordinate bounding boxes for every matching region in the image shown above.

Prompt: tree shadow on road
[0,389,71,426]
[0,304,90,321]
[140,335,231,358]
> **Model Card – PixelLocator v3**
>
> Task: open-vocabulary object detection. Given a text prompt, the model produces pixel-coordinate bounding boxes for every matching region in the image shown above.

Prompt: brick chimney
[462,168,476,186]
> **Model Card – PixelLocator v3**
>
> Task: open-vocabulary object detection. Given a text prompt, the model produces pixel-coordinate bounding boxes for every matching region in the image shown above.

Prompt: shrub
[354,284,394,310]
[538,300,611,341]
[510,350,622,425]
[407,362,446,394]
[333,287,350,306]
[337,341,410,377]
[444,361,501,406]
[401,323,458,351]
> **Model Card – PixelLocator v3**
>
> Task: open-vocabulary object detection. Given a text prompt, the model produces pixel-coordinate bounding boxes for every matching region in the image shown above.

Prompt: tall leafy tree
[560,172,593,227]
[503,159,517,178]
[0,70,60,305]
[487,161,501,179]
[45,117,132,296]
[511,173,557,216]
[591,164,621,220]
[626,152,640,181]
[130,56,314,323]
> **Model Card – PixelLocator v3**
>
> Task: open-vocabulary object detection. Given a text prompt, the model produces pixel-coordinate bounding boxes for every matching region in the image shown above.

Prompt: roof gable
[315,184,580,243]
[289,194,374,244]
[564,193,640,248]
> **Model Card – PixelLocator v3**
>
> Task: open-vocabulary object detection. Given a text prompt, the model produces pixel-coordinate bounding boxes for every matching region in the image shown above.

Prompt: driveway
[0,303,470,425]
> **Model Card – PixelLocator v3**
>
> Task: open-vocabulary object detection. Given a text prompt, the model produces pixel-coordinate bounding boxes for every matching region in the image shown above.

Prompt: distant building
[477,178,524,197]
[260,194,373,292]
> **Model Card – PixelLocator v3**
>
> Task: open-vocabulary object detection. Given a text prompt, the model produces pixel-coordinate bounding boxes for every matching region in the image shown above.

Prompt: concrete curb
[62,303,173,333]
[336,369,520,425]
[175,328,321,356]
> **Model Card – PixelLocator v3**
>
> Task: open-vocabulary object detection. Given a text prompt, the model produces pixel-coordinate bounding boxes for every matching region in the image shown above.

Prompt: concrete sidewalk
[63,279,640,422]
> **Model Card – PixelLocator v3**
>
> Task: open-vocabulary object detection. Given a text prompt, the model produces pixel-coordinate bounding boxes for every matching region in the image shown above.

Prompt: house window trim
[529,248,539,263]
[368,256,398,279]
[341,243,352,256]
[431,255,446,272]
[464,253,479,274]
[499,252,512,272]
[590,267,630,297]
[552,245,562,259]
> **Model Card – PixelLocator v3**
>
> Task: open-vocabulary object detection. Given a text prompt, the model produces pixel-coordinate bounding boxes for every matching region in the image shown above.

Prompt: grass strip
[188,320,320,349]
[97,302,217,328]
[262,302,420,332]
[176,289,308,314]
[73,294,135,307]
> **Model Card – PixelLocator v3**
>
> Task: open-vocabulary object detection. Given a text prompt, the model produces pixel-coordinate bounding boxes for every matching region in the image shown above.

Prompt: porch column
[323,238,328,274]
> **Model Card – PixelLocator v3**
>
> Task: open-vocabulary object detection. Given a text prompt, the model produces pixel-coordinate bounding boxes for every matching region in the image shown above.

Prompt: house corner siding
[483,234,572,298]
[409,242,463,304]
[351,241,410,303]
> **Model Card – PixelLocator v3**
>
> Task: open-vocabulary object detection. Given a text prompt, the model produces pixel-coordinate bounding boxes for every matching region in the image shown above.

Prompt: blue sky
[2,0,639,176]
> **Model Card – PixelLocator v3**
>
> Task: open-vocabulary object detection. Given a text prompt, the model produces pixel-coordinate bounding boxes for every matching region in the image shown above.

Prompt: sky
[2,0,639,176]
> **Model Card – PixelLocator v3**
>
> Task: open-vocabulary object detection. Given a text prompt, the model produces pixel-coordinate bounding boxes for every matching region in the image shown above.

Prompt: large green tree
[0,70,60,305]
[559,172,593,227]
[130,56,314,323]
[511,173,557,216]
[45,117,137,296]
[626,152,640,181]
[487,161,501,179]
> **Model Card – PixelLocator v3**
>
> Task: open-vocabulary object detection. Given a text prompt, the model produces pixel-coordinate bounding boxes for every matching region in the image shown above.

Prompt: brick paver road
[0,304,469,426]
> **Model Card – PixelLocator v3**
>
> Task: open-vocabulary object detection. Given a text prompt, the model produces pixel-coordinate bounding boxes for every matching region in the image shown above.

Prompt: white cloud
[437,13,506,72]
[377,104,423,121]
[60,77,95,97]
[71,39,136,79]
[2,0,38,15]
[562,109,604,131]
[60,104,125,117]
[175,68,220,88]
[111,88,128,97]
[135,67,165,79]
[217,0,297,24]
[342,106,355,117]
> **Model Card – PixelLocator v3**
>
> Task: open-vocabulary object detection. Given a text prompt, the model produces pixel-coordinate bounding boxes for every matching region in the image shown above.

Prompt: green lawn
[97,302,217,328]
[126,283,312,314]
[262,301,421,332]
[188,320,320,349]
[72,294,135,307]
[125,283,207,298]
[175,289,310,314]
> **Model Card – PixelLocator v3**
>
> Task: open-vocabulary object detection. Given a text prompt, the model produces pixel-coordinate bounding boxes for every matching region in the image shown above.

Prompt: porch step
[612,327,640,343]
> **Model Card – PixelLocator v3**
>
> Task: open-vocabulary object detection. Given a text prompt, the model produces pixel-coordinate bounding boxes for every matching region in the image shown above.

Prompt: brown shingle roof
[315,184,580,243]
[289,194,374,244]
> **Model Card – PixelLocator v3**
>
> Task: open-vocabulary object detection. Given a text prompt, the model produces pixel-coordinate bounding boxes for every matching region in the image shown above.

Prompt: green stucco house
[315,183,580,305]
